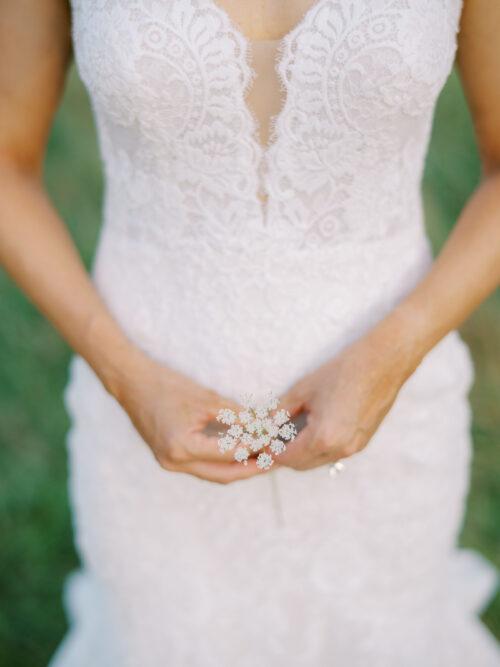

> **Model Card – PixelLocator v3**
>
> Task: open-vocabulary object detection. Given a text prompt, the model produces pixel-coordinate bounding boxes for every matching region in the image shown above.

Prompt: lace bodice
[69,0,463,253]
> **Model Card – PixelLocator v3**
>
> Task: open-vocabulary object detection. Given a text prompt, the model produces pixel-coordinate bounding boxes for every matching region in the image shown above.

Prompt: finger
[279,384,307,417]
[204,391,243,420]
[187,431,245,463]
[177,456,276,484]
[274,419,317,468]
[199,392,245,441]
[185,431,269,465]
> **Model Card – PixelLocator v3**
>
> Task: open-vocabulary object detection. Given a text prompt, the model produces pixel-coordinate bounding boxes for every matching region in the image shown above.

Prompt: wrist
[80,312,152,401]
[97,341,153,403]
[365,302,430,380]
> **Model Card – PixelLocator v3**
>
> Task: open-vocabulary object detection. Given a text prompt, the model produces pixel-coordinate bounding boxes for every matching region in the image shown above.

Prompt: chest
[208,0,325,41]
[68,0,464,247]
[69,0,463,161]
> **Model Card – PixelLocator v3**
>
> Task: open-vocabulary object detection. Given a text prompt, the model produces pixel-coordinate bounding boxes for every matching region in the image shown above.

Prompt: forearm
[370,170,500,372]
[0,160,145,395]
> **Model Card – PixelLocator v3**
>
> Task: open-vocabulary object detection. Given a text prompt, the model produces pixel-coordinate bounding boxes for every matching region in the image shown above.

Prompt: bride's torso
[65,0,473,400]
[69,0,462,250]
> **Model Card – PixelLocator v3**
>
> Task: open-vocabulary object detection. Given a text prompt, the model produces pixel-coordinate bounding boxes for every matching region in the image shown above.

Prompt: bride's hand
[108,349,268,484]
[276,321,422,471]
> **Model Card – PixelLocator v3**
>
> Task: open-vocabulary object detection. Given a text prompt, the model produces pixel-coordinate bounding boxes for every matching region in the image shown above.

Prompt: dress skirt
[48,227,500,666]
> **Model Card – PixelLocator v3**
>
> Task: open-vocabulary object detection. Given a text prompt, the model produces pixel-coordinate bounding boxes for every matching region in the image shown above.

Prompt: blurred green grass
[0,64,498,666]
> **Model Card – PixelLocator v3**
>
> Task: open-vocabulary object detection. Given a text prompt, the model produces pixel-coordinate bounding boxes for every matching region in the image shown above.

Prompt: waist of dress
[93,216,431,275]
[90,218,435,365]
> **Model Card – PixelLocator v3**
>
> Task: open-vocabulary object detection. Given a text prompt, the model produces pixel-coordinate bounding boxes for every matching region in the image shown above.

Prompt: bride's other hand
[276,312,423,471]
[107,347,267,484]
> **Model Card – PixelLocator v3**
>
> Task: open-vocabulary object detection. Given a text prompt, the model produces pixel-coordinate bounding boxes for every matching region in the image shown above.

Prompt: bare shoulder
[456,0,500,171]
[0,0,72,172]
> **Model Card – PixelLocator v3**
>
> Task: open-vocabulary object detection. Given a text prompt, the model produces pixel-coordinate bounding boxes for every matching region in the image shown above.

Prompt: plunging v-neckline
[204,0,328,216]
[207,0,326,46]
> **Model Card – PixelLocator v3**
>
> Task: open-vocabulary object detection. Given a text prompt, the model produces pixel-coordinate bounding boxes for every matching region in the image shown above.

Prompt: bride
[1,0,499,665]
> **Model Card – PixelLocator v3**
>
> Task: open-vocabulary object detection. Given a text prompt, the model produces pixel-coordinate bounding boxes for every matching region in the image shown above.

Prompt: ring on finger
[328,459,346,477]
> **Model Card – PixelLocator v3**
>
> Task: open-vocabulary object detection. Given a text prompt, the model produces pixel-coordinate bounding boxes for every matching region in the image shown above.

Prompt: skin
[0,1,499,483]
[211,0,324,40]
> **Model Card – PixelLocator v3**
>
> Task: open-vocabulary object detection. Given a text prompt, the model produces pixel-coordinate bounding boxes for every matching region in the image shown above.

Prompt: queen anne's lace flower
[249,438,264,453]
[270,439,286,455]
[216,390,297,467]
[218,434,236,452]
[263,418,279,437]
[217,408,237,426]
[228,424,244,438]
[273,409,289,427]
[278,423,296,441]
[254,418,267,434]
[238,410,252,424]
[255,405,269,419]
[234,446,250,463]
[241,432,254,446]
[256,452,274,470]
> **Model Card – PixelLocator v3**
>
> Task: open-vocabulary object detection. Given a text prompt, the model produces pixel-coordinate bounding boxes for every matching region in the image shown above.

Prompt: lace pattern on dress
[69,0,463,251]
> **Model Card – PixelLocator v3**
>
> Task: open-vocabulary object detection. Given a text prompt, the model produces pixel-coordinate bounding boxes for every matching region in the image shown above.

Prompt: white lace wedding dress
[49,1,500,665]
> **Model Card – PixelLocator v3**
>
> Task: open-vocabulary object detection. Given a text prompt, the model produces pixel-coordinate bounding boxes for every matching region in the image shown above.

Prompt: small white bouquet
[216,390,297,470]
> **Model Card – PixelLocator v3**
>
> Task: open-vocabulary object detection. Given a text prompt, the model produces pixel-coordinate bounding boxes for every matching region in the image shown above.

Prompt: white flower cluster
[216,390,297,470]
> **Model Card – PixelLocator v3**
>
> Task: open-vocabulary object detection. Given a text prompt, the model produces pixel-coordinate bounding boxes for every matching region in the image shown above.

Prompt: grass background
[0,63,499,666]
